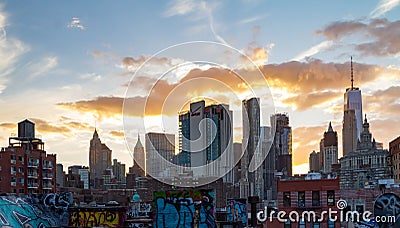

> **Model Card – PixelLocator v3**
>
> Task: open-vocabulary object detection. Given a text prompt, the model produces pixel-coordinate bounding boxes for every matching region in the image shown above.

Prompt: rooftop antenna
[351,56,354,90]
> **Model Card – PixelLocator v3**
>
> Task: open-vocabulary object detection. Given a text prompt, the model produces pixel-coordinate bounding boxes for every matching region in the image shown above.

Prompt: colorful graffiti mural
[226,198,247,226]
[153,189,215,228]
[69,207,127,227]
[0,193,72,227]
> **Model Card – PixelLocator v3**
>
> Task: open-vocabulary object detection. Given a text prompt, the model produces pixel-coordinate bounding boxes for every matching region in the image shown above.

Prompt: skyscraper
[271,113,292,177]
[343,57,363,156]
[177,100,233,178]
[133,134,145,176]
[89,129,112,188]
[321,122,338,173]
[240,97,260,198]
[309,151,321,172]
[146,132,175,177]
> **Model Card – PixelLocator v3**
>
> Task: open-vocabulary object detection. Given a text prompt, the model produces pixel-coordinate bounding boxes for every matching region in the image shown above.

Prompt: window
[313,222,320,228]
[312,191,320,206]
[18,167,24,173]
[19,189,24,194]
[18,178,24,184]
[327,190,335,206]
[283,192,291,207]
[298,191,305,207]
[356,205,364,214]
[18,156,23,162]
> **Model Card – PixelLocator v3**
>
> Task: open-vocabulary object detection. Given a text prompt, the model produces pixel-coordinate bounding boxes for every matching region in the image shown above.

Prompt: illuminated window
[298,191,305,207]
[327,190,335,206]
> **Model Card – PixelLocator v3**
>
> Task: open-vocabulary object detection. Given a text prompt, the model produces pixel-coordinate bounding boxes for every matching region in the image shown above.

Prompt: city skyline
[0,1,400,174]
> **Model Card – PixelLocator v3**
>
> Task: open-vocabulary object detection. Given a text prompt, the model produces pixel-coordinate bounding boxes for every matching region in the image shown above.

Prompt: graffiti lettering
[0,196,52,228]
[69,210,121,227]
[226,199,247,226]
[153,189,215,228]
[374,193,400,227]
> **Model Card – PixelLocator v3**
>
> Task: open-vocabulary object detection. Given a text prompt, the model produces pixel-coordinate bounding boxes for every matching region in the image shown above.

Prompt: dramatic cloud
[0,122,15,129]
[59,59,394,118]
[282,91,342,110]
[316,18,400,57]
[109,130,125,138]
[242,26,273,65]
[370,0,400,18]
[30,118,71,135]
[364,86,400,116]
[67,17,86,30]
[0,5,28,93]
[292,125,328,166]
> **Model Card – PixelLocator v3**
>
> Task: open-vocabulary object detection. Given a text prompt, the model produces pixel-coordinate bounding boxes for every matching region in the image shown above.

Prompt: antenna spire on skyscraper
[351,56,354,90]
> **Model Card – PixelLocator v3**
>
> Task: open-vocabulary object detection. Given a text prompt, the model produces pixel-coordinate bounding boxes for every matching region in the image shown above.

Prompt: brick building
[389,136,400,183]
[0,119,56,194]
[266,177,340,228]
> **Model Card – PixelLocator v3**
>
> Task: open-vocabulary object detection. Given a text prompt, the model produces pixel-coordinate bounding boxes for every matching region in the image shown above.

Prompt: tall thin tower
[342,57,363,156]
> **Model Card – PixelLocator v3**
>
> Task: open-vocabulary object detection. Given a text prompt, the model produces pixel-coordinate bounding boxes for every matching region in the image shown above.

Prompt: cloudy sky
[0,0,399,174]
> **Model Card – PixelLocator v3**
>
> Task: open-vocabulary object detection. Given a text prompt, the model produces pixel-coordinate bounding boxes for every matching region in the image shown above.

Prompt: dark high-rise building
[0,119,56,194]
[146,132,175,177]
[343,57,363,157]
[271,113,292,177]
[177,100,233,179]
[309,151,321,172]
[240,97,260,198]
[322,122,338,173]
[133,134,145,176]
[89,129,112,188]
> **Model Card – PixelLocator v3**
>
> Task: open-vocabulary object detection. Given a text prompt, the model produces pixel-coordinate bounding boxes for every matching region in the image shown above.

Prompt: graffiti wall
[226,198,247,226]
[69,207,127,227]
[153,189,215,228]
[0,193,72,227]
[374,193,400,228]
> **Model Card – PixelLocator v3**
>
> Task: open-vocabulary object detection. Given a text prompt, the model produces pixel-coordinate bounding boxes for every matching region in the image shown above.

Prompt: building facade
[146,132,175,178]
[322,122,338,173]
[339,116,390,189]
[240,97,260,199]
[342,58,363,157]
[133,134,145,176]
[0,119,56,194]
[389,136,400,183]
[268,177,341,228]
[89,129,112,188]
[271,113,292,177]
[178,100,233,179]
[309,151,321,172]
[112,158,126,184]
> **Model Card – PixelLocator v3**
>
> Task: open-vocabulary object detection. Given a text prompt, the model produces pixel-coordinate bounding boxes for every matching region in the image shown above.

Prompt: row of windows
[283,219,335,228]
[283,190,335,207]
